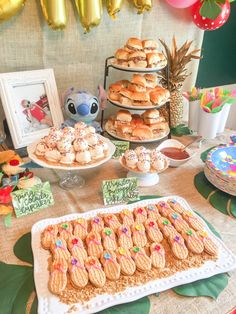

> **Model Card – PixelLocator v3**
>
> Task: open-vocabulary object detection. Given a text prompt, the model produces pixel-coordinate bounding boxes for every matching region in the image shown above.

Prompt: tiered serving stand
[101,56,171,143]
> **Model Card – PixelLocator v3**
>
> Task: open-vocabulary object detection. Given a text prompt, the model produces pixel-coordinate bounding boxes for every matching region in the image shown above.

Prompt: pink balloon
[166,0,198,9]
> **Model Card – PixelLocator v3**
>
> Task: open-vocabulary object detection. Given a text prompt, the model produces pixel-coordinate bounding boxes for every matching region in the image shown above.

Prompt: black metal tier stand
[101,56,171,141]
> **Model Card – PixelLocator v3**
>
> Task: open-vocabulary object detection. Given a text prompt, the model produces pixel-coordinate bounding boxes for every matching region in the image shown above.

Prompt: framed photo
[0,69,64,149]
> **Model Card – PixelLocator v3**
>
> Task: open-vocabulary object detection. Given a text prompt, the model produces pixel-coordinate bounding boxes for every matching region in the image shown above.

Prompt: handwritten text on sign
[11,181,54,218]
[102,177,139,206]
[111,141,130,159]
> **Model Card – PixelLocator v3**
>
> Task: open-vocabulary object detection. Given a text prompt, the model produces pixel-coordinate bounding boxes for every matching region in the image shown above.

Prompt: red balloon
[192,0,230,31]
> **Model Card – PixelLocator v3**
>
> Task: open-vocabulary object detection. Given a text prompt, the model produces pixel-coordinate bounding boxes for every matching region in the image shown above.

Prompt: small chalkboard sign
[11,181,54,218]
[102,177,139,206]
[111,141,130,159]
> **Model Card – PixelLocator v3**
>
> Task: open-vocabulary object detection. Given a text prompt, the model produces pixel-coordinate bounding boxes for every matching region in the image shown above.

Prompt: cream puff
[57,138,72,153]
[152,155,165,171]
[125,154,138,169]
[85,126,96,134]
[45,135,58,149]
[62,127,75,142]
[137,160,150,172]
[98,139,108,151]
[138,151,151,162]
[86,134,99,146]
[73,139,89,152]
[135,146,147,156]
[35,141,48,156]
[49,127,63,141]
[76,150,91,164]
[74,128,86,139]
[89,144,104,160]
[60,151,76,164]
[74,121,87,130]
[45,149,61,162]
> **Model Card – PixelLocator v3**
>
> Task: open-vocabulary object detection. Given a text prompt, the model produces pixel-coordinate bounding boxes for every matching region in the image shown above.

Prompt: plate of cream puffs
[120,146,169,174]
[111,38,167,72]
[108,74,170,110]
[105,109,170,143]
[27,123,116,170]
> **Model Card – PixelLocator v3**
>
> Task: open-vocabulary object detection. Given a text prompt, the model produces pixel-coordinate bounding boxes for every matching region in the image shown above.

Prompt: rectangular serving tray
[31,196,236,314]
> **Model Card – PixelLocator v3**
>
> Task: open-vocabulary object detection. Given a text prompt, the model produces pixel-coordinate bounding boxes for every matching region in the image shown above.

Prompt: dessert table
[1,130,236,314]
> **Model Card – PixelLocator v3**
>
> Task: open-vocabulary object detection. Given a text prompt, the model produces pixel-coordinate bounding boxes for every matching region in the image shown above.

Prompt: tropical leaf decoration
[194,172,236,218]
[171,124,192,137]
[173,274,229,299]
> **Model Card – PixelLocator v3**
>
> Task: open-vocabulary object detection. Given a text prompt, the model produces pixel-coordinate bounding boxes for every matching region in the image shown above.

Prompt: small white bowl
[157,139,195,167]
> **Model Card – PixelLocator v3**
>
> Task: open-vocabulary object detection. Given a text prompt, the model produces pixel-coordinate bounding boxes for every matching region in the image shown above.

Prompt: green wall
[196,2,236,88]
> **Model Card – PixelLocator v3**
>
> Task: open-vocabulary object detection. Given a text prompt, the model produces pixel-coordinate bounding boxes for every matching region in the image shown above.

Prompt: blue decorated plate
[206,144,236,181]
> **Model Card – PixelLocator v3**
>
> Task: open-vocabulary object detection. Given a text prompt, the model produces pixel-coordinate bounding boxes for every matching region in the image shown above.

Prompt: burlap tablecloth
[1,132,236,314]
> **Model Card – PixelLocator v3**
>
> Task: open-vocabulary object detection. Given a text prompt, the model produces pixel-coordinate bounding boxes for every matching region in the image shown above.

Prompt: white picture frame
[0,69,64,149]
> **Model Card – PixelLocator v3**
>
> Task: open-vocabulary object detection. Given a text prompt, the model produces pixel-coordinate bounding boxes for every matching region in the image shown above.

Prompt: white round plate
[107,96,167,111]
[27,136,116,170]
[110,58,167,72]
[105,122,170,143]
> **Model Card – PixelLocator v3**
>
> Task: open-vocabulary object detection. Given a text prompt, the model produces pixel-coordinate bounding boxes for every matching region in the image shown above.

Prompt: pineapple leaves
[158,37,201,91]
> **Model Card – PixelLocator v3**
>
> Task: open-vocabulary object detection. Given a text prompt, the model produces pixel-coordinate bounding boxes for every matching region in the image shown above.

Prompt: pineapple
[158,37,201,127]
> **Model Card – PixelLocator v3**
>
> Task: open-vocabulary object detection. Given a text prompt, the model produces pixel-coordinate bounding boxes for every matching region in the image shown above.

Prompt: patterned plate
[206,144,236,181]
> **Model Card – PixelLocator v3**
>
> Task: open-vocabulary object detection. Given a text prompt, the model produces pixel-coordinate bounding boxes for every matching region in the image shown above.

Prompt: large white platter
[27,136,116,170]
[105,121,170,143]
[31,196,236,314]
[110,58,167,73]
[107,96,168,111]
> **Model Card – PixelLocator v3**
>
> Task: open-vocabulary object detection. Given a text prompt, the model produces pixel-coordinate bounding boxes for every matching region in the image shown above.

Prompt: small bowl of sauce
[160,147,190,160]
[157,139,194,167]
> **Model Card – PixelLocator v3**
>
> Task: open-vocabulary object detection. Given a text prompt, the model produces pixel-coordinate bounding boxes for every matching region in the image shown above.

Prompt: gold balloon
[75,0,103,33]
[40,0,67,30]
[106,0,123,19]
[133,0,152,14]
[0,0,25,22]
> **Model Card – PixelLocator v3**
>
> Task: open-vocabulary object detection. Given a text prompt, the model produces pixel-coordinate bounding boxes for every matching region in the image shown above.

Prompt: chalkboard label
[111,141,130,159]
[11,181,54,218]
[102,177,139,206]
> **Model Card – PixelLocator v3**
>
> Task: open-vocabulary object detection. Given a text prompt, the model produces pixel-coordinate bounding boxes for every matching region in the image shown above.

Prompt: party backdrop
[0,0,203,122]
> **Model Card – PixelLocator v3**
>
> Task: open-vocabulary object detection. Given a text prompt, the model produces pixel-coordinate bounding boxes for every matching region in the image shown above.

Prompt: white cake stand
[120,156,169,187]
[27,137,116,190]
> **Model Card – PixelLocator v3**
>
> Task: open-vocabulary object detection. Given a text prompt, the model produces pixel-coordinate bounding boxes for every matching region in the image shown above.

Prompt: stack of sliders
[114,38,166,69]
[106,109,169,141]
[108,74,170,107]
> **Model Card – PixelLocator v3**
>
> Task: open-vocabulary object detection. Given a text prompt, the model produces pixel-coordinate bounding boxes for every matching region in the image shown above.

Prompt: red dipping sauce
[160,147,190,160]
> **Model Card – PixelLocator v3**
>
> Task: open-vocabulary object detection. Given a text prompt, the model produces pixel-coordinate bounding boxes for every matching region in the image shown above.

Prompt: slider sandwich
[131,91,151,107]
[128,51,147,68]
[142,109,168,133]
[108,83,123,102]
[144,74,157,89]
[128,74,146,92]
[119,89,133,106]
[115,49,129,67]
[115,110,132,128]
[125,37,143,52]
[132,125,153,140]
[146,53,167,68]
[150,88,170,106]
[142,39,158,54]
